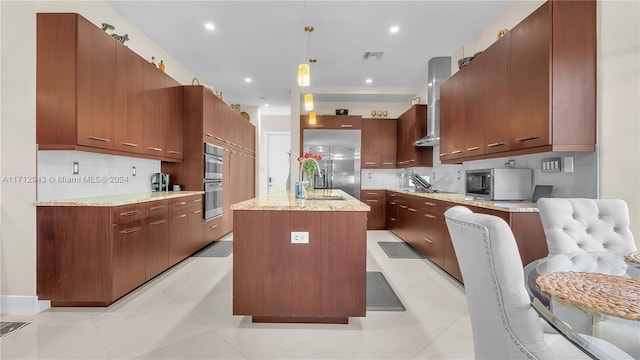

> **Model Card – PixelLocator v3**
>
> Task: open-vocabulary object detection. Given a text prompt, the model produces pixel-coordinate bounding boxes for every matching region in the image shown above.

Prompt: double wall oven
[204,143,223,220]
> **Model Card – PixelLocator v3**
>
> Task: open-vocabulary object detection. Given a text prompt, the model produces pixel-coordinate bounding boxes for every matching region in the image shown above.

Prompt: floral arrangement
[297,152,323,189]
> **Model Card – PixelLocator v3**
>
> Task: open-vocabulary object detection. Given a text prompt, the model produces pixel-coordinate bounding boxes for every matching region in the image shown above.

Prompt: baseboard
[0,295,50,315]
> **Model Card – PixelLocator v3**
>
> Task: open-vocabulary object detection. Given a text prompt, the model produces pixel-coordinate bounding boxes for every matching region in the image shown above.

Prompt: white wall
[0,0,196,314]
[258,114,291,196]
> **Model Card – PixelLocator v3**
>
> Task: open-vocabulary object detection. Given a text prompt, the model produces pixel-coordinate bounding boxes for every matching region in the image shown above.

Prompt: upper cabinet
[362,118,396,169]
[396,105,433,168]
[301,115,363,130]
[440,0,596,164]
[36,13,184,162]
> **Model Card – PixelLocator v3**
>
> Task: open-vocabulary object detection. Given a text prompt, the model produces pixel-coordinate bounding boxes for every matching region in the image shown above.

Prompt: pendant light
[304,93,314,111]
[298,26,314,86]
[308,111,317,125]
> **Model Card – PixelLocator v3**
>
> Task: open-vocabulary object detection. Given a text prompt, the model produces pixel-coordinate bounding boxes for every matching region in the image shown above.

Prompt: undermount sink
[305,195,346,201]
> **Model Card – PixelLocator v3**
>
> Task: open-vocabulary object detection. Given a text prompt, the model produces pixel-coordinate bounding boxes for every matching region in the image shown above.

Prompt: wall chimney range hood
[413,56,451,147]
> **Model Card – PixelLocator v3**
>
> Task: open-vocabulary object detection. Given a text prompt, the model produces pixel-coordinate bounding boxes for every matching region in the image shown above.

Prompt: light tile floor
[0,231,474,359]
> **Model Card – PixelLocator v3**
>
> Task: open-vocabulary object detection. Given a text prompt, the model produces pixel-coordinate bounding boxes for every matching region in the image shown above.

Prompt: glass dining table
[524,251,640,360]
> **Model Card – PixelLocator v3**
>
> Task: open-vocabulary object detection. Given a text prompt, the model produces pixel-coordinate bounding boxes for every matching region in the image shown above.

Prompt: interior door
[266,132,290,194]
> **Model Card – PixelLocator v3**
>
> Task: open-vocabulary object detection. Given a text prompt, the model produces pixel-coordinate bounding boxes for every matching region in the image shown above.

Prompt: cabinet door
[386,192,399,232]
[76,15,116,149]
[463,57,485,157]
[141,62,167,156]
[114,46,144,153]
[301,115,332,129]
[417,199,445,267]
[361,119,380,168]
[188,206,204,252]
[332,115,363,129]
[165,81,184,160]
[203,216,222,245]
[146,214,169,279]
[510,2,552,150]
[361,190,385,229]
[112,220,146,300]
[443,203,463,282]
[379,119,397,168]
[484,32,512,154]
[221,148,233,234]
[439,79,453,162]
[448,72,466,160]
[169,209,189,266]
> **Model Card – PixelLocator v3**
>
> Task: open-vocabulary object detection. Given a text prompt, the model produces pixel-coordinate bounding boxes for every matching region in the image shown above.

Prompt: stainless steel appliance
[204,142,224,219]
[151,172,170,191]
[413,56,451,147]
[465,168,532,201]
[204,142,224,180]
[303,129,361,199]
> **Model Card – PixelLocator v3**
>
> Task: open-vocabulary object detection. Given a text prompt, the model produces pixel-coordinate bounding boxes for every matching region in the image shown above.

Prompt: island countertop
[230,189,370,212]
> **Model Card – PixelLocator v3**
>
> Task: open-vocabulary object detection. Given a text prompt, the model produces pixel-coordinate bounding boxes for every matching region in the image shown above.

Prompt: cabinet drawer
[169,195,200,212]
[145,200,169,216]
[419,198,444,213]
[203,216,222,243]
[112,204,145,224]
[332,116,363,129]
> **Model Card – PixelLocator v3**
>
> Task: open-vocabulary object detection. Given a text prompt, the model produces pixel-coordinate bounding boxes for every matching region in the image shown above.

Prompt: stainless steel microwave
[465,168,532,201]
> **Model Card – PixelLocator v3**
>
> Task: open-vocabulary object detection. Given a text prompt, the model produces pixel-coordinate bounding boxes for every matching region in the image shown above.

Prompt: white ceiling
[105,1,509,115]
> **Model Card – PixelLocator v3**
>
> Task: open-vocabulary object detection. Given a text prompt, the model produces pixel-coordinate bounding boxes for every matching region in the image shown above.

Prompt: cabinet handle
[487,141,506,147]
[120,226,142,234]
[150,220,166,226]
[408,159,415,163]
[147,147,163,152]
[174,214,186,219]
[205,133,214,137]
[390,201,397,205]
[215,136,223,141]
[424,214,436,219]
[340,124,353,128]
[365,199,378,203]
[466,146,480,151]
[390,194,396,197]
[400,205,408,209]
[168,150,182,155]
[389,217,396,221]
[424,202,436,207]
[439,153,449,157]
[309,124,325,127]
[210,224,219,229]
[223,140,231,144]
[423,237,433,244]
[364,162,377,165]
[121,142,139,147]
[87,135,110,142]
[149,205,166,212]
[192,210,202,214]
[382,162,394,165]
[120,210,140,217]
[408,208,417,212]
[174,202,187,206]
[365,192,379,195]
[516,135,539,142]
[451,150,462,154]
[192,199,202,203]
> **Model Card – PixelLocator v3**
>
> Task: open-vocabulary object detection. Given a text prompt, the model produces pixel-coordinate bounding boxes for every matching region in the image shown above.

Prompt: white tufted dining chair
[537,198,637,256]
[444,206,633,360]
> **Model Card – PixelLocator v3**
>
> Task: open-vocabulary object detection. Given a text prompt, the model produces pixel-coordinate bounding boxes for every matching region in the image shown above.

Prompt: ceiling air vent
[363,52,384,60]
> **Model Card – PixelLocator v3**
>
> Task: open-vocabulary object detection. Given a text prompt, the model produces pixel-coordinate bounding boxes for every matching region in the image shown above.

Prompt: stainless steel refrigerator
[303,129,361,199]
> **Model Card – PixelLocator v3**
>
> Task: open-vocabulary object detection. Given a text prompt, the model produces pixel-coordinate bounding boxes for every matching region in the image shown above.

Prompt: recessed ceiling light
[263,103,270,107]
[390,25,400,34]
[204,22,215,31]
[244,77,252,83]
[365,78,373,84]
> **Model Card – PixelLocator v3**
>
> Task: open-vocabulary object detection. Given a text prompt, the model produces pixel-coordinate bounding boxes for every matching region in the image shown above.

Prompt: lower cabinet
[361,190,385,229]
[384,191,548,284]
[37,194,206,307]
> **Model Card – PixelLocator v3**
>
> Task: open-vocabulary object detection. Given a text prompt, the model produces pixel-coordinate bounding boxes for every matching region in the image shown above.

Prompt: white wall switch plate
[563,156,574,173]
[541,157,561,173]
[291,231,309,244]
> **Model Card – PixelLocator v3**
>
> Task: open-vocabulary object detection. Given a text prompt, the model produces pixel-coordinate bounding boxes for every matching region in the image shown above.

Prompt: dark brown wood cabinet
[36,12,183,162]
[112,218,146,300]
[301,115,363,130]
[440,0,596,164]
[416,198,445,269]
[145,201,169,280]
[386,191,399,232]
[396,105,433,168]
[362,119,397,169]
[361,190,385,229]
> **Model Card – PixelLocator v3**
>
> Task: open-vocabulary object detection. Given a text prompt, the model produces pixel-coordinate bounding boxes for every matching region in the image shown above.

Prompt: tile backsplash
[362,149,598,200]
[37,151,161,201]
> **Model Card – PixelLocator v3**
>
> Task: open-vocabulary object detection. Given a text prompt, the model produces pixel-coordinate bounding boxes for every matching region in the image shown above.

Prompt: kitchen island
[230,189,370,324]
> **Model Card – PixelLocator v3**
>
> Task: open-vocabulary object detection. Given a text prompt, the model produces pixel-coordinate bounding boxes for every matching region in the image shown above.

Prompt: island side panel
[233,210,367,320]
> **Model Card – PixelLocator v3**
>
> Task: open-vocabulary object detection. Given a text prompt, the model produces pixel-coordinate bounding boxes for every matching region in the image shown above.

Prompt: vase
[304,169,315,192]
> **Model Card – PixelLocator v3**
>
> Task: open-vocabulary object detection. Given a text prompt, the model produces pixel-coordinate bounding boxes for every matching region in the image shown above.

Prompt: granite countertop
[35,191,204,207]
[231,189,370,212]
[373,188,540,213]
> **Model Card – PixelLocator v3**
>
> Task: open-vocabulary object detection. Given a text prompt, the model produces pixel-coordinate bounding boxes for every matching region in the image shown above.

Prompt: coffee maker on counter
[151,172,170,192]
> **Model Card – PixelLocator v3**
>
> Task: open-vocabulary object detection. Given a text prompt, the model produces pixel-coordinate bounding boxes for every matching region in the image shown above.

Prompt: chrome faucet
[298,158,321,183]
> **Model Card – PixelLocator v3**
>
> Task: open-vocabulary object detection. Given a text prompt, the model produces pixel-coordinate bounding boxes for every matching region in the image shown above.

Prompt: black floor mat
[377,241,425,259]
[367,271,406,311]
